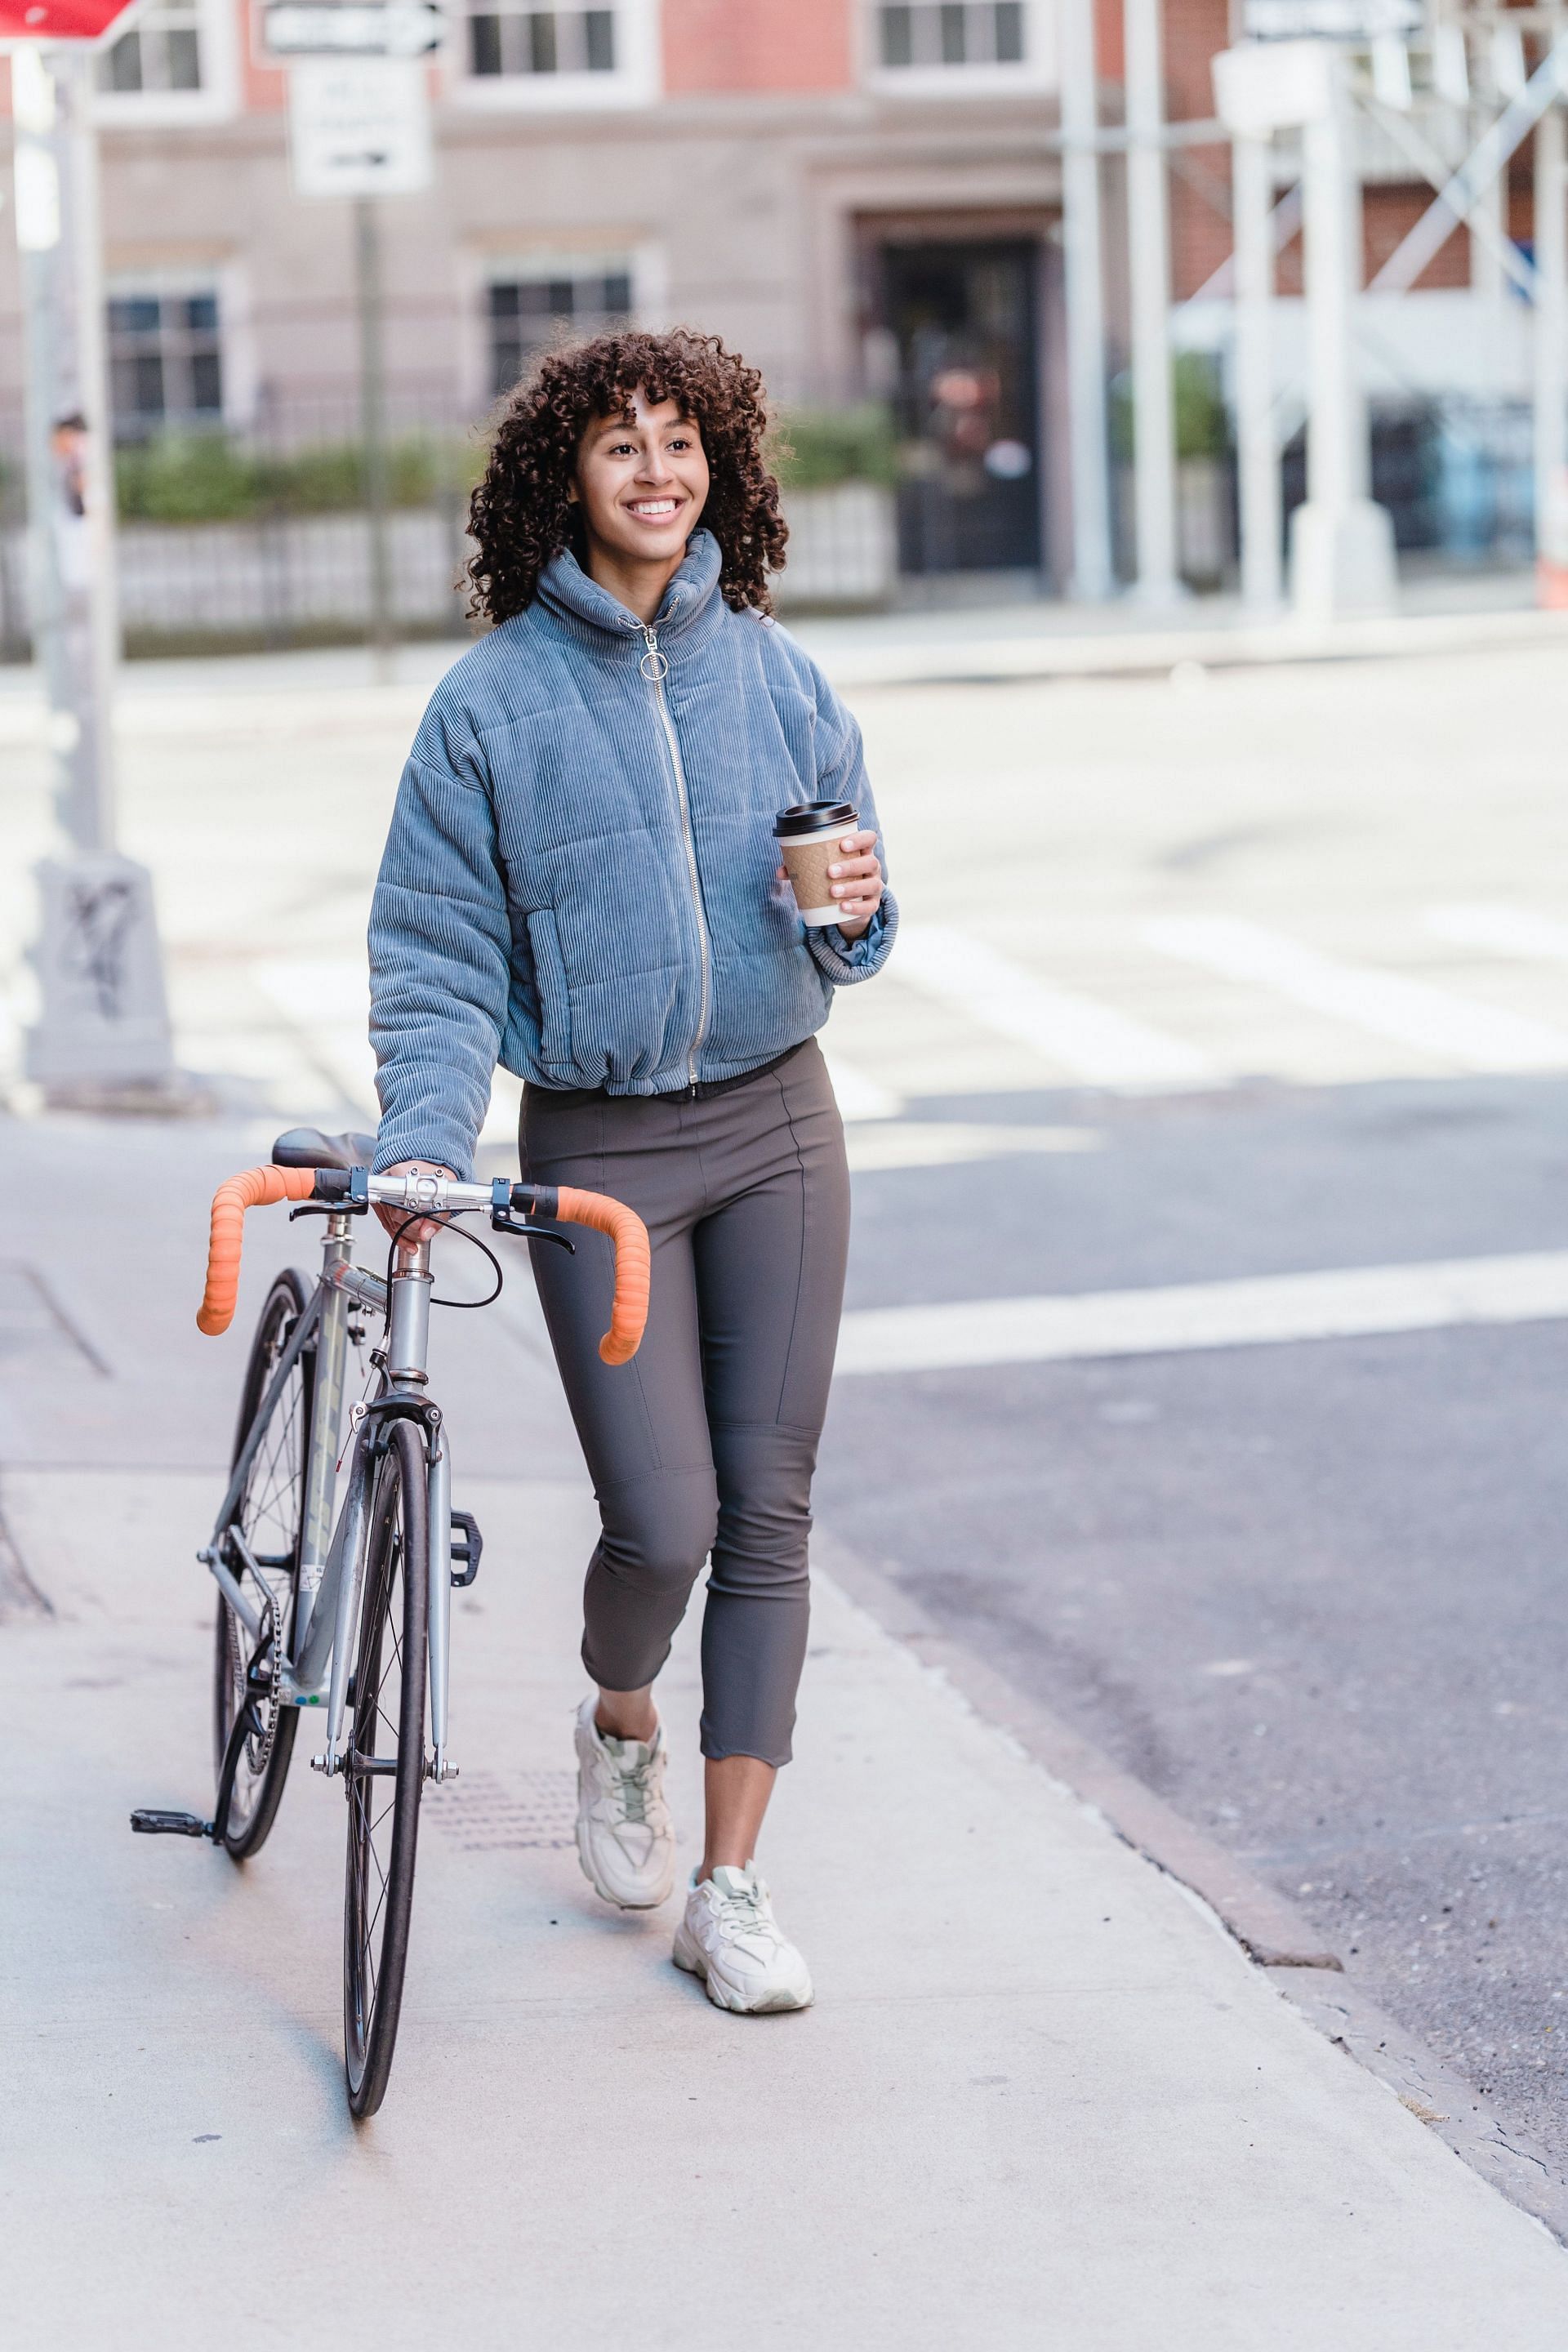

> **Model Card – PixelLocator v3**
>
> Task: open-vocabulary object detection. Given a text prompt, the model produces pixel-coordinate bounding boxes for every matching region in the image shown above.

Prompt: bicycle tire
[343,1414,430,2119]
[212,1267,313,1861]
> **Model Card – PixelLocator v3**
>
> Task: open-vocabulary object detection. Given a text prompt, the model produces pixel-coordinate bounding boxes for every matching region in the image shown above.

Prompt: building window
[878,2,1025,69]
[488,265,633,394]
[100,0,204,92]
[468,5,617,78]
[109,290,224,443]
[93,0,237,122]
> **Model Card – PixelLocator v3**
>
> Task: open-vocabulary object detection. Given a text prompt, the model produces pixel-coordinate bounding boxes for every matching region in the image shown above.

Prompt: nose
[636,441,673,484]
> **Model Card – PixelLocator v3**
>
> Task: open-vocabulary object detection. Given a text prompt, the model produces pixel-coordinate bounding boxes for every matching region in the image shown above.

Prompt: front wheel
[213,1268,313,1861]
[343,1415,430,2119]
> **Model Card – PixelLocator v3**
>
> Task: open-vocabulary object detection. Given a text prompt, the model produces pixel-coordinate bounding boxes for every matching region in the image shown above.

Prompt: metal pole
[1534,89,1568,603]
[1232,126,1281,612]
[1124,0,1183,601]
[1291,49,1396,618]
[355,193,394,667]
[14,42,176,1102]
[1059,0,1115,599]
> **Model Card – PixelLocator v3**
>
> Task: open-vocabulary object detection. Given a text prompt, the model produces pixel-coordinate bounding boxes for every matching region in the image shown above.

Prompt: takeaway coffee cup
[774,800,862,929]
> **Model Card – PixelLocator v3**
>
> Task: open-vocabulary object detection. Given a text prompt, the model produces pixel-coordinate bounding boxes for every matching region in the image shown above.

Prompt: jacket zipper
[641,624,710,1089]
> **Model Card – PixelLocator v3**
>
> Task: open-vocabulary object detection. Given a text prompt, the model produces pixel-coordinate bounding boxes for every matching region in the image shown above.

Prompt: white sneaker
[573,1695,677,1909]
[672,1864,814,2013]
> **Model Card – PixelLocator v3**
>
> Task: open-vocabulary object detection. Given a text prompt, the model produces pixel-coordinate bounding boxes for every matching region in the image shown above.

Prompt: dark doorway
[880,238,1040,574]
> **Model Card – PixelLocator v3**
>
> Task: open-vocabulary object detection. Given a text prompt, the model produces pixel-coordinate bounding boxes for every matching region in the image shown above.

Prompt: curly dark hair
[466,327,789,625]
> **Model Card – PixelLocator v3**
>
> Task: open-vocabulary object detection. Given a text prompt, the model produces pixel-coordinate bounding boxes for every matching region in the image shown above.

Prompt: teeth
[629,500,676,516]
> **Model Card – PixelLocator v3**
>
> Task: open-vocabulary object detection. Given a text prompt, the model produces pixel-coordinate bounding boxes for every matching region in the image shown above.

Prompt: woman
[368,329,896,2014]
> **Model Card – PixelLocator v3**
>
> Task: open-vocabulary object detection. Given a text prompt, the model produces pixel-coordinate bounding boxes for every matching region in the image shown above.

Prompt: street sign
[287,54,432,197]
[1243,0,1420,38]
[1214,40,1336,132]
[263,2,444,57]
[0,0,140,40]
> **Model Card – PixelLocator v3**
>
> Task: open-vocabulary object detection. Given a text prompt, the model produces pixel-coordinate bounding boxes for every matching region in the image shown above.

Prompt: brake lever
[489,1210,575,1253]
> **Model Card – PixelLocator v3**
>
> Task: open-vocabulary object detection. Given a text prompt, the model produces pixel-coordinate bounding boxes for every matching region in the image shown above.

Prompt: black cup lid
[773,800,858,840]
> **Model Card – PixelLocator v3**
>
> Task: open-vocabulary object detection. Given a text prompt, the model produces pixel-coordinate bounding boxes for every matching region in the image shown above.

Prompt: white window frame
[92,0,240,128]
[449,0,660,113]
[863,0,1056,97]
[105,263,252,439]
[457,240,666,411]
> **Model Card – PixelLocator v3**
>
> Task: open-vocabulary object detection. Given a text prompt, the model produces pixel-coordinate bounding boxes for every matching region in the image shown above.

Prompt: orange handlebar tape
[555,1185,653,1365]
[197,1165,316,1336]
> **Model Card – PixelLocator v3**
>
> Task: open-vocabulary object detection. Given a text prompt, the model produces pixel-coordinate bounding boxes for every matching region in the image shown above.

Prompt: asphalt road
[5,629,1568,2176]
[816,1071,1568,2162]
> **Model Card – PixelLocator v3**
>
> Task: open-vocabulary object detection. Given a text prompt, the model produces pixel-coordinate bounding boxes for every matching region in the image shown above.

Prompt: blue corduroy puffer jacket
[368,529,897,1178]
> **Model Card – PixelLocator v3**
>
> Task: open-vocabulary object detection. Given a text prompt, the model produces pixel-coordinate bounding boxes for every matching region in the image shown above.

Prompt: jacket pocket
[525,909,573,1071]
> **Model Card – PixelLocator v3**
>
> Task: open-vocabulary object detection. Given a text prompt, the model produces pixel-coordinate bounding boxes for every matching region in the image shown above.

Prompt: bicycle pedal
[450,1509,483,1588]
[130,1808,212,1838]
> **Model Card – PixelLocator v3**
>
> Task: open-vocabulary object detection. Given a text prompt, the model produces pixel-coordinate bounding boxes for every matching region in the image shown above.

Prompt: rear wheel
[212,1268,313,1861]
[343,1414,430,2119]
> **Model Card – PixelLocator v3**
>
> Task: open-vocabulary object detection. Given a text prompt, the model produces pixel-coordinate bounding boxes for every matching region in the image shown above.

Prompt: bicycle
[131,1127,650,2118]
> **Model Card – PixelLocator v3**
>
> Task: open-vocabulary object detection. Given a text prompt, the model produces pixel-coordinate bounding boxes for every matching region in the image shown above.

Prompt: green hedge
[771,405,898,491]
[114,408,900,524]
[1110,353,1231,466]
[115,433,479,523]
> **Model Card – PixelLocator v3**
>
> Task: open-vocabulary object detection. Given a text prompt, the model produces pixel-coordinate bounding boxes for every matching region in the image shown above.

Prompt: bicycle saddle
[270,1126,377,1172]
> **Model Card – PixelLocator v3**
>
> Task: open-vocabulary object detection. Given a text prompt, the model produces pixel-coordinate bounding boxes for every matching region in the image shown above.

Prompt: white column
[15,43,175,1099]
[1232,127,1281,611]
[1124,0,1183,600]
[1534,98,1568,599]
[1290,51,1397,618]
[1059,0,1115,599]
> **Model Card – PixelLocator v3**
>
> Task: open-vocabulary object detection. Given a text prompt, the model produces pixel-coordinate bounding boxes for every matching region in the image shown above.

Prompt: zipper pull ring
[639,626,669,683]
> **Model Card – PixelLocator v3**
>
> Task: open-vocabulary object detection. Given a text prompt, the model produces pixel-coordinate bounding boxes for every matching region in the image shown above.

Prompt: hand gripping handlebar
[194,1165,652,1365]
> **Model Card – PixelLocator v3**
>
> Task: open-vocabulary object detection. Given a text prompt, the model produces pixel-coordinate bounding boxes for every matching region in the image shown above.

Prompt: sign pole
[354,191,394,666]
[12,39,177,1105]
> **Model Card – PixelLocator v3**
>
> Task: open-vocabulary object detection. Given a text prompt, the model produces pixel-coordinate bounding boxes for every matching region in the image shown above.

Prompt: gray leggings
[520,1038,850,1767]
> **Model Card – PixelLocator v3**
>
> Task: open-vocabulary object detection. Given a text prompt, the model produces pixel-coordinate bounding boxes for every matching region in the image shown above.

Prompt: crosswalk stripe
[834,1250,1568,1375]
[1426,904,1568,962]
[844,1122,1100,1173]
[893,924,1216,1088]
[822,1051,905,1120]
[1145,916,1568,1073]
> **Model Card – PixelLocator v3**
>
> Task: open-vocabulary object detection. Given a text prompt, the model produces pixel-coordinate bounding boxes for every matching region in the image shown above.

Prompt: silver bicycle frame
[203,1175,485,1786]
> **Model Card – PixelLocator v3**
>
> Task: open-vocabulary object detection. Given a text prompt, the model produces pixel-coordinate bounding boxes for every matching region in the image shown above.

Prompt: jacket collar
[532,528,726,658]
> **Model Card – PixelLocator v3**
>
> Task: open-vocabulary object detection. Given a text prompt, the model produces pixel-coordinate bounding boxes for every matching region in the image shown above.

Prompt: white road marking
[1426,904,1568,962]
[1146,916,1568,1073]
[834,1250,1568,1375]
[844,1122,1100,1173]
[894,924,1216,1088]
[822,1051,905,1120]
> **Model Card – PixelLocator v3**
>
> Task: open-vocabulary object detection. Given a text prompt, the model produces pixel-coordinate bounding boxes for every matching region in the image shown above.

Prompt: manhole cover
[424,1768,577,1850]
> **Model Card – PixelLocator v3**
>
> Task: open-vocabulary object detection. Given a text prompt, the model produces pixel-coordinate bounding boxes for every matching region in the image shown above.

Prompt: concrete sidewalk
[5,1297,1568,2339]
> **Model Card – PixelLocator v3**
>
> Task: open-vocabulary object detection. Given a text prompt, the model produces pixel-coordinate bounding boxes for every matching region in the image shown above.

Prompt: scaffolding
[1069,0,1568,614]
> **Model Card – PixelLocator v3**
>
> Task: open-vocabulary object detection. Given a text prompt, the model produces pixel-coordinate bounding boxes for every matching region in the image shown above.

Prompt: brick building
[0,1,1539,608]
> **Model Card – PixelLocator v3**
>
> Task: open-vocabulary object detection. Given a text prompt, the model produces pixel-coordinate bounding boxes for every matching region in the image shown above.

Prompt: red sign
[0,0,140,38]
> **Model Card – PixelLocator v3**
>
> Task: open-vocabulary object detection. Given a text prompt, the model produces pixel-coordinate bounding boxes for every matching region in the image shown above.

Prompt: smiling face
[570,390,710,580]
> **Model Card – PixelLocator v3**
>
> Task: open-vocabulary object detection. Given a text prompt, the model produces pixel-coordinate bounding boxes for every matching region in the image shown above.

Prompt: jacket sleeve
[368,730,511,1183]
[801,666,898,987]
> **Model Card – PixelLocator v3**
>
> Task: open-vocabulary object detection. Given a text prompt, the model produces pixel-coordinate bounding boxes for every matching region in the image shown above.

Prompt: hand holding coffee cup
[774,800,884,940]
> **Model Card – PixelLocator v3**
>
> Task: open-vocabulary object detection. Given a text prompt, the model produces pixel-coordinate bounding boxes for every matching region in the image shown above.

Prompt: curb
[815,604,1568,692]
[818,1535,1568,2245]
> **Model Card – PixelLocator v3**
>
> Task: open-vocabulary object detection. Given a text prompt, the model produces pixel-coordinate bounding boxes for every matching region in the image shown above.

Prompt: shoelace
[713,1882,776,1943]
[608,1749,657,1827]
